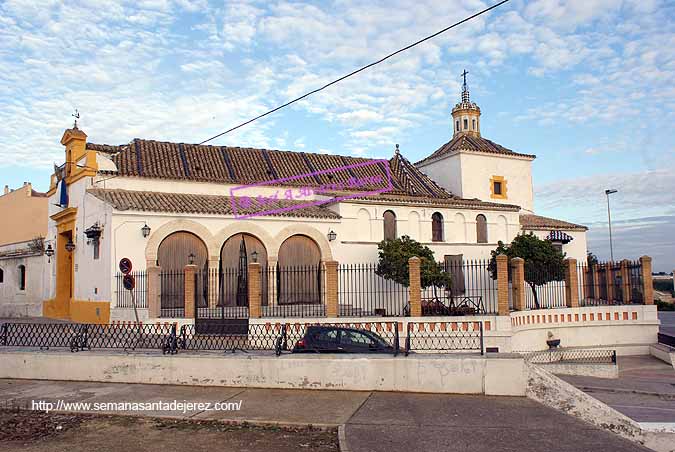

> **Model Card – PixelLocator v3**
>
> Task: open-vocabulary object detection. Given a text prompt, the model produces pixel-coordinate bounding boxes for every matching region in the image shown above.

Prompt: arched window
[455,120,460,132]
[0,268,4,283]
[476,215,488,244]
[432,212,444,242]
[383,210,397,241]
[18,265,26,290]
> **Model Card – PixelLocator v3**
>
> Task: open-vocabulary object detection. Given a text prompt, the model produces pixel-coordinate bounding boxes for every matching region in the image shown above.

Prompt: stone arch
[213,221,277,261]
[274,224,333,261]
[145,219,216,267]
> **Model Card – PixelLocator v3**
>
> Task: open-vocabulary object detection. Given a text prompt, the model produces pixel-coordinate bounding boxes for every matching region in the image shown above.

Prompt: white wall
[417,151,534,212]
[526,229,588,262]
[0,243,47,317]
[47,177,113,304]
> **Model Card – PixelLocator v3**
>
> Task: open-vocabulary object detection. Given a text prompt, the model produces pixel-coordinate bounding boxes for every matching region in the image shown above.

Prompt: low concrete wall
[535,362,618,379]
[0,350,526,396]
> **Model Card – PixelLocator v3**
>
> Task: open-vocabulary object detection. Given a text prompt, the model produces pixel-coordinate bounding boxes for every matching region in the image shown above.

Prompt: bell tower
[451,70,481,137]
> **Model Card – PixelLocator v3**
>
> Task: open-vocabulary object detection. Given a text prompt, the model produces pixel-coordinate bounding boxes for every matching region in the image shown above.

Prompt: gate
[194,268,249,334]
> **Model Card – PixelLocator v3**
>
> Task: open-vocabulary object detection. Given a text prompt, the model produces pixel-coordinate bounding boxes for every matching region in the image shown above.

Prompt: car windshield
[340,330,389,348]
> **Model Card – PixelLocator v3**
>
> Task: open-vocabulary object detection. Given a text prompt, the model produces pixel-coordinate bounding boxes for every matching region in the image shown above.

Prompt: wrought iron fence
[261,265,326,318]
[115,271,147,309]
[405,321,484,355]
[337,263,409,317]
[1,321,488,355]
[0,322,175,351]
[419,259,495,315]
[577,260,644,306]
[522,348,616,365]
[523,262,566,310]
[160,270,185,318]
[195,268,250,321]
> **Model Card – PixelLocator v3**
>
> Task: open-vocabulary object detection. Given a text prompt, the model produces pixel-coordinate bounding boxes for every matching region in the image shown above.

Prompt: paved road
[0,379,650,452]
[659,312,675,337]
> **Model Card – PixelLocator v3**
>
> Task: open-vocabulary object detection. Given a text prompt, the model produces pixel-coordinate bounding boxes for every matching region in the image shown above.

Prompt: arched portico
[145,219,216,267]
[274,224,333,261]
[213,222,277,261]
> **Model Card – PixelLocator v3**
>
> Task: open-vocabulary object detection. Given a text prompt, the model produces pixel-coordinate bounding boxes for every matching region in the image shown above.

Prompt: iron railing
[420,259,496,315]
[261,265,326,318]
[337,263,409,317]
[405,321,484,355]
[160,270,185,318]
[522,348,617,365]
[0,322,175,352]
[577,261,644,306]
[1,321,488,355]
[523,262,566,310]
[115,271,147,309]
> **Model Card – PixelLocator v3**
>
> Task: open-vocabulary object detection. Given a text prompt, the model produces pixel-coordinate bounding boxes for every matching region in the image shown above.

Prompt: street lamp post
[605,189,618,261]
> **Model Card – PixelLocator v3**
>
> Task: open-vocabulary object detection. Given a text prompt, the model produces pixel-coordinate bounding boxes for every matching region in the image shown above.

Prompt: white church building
[42,81,587,323]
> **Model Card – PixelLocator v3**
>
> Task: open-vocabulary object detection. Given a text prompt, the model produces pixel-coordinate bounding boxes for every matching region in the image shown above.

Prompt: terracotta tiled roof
[415,133,536,165]
[85,143,120,154]
[87,189,341,220]
[520,214,587,231]
[89,138,457,201]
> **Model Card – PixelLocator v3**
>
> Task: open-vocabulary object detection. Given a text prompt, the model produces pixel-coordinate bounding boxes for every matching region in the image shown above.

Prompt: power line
[199,0,511,145]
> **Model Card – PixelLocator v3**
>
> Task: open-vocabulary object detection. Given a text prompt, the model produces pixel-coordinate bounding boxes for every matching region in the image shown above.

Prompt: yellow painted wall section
[0,183,48,246]
[70,300,111,324]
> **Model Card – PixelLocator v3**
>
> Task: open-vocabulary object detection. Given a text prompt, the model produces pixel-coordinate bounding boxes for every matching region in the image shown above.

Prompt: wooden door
[219,234,268,306]
[277,235,321,305]
[158,231,208,311]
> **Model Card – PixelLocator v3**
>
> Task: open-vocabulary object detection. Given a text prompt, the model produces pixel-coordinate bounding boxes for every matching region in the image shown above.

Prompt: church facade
[42,82,587,323]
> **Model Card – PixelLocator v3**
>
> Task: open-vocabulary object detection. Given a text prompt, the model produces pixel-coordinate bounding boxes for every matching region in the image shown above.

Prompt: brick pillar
[325,261,339,318]
[511,257,526,311]
[620,259,631,303]
[267,258,278,307]
[208,258,219,309]
[147,266,161,318]
[496,254,509,315]
[564,258,579,308]
[640,256,654,305]
[408,257,422,317]
[605,263,615,304]
[248,262,262,318]
[184,264,197,318]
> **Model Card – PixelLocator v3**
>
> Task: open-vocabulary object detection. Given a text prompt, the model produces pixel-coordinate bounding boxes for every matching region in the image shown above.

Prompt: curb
[338,424,352,452]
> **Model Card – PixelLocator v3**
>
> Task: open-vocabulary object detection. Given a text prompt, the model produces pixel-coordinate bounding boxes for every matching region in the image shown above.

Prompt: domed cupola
[451,70,481,137]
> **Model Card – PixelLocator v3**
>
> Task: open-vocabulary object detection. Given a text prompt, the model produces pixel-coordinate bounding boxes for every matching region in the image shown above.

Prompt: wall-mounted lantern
[188,253,195,265]
[141,223,151,238]
[327,230,337,242]
[45,244,54,263]
[251,250,258,263]
[65,239,76,252]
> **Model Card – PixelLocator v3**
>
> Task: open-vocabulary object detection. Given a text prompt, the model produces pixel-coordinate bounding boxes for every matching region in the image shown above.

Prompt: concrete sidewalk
[559,355,675,427]
[0,379,651,451]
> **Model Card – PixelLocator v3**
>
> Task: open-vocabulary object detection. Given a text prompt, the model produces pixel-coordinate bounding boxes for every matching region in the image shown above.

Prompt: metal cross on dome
[72,109,80,128]
[461,70,469,90]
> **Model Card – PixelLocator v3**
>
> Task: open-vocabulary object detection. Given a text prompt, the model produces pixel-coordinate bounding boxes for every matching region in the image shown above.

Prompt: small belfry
[451,70,481,137]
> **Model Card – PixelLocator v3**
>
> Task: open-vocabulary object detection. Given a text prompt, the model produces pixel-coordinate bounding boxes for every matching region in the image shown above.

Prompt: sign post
[119,258,140,325]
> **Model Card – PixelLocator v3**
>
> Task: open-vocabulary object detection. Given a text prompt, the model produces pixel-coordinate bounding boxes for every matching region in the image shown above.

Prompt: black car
[291,326,397,354]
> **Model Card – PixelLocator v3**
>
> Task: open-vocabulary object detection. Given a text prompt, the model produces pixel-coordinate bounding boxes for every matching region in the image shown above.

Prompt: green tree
[488,233,566,309]
[376,235,451,292]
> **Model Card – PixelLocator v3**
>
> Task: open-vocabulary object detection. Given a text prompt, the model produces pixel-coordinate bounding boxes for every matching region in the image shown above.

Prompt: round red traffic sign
[122,274,135,291]
[119,258,132,274]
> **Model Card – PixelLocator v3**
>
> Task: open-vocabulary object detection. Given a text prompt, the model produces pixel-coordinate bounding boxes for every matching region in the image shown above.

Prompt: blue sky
[1,0,674,271]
